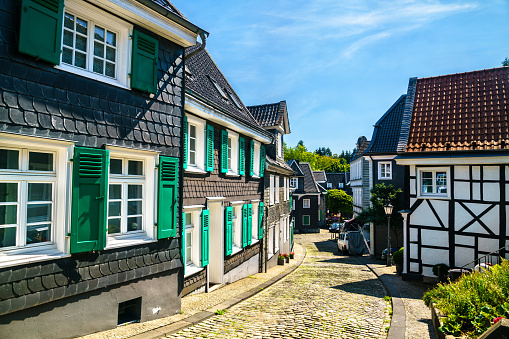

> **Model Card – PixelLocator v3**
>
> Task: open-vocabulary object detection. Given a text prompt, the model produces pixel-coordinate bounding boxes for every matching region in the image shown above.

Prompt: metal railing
[461,244,509,270]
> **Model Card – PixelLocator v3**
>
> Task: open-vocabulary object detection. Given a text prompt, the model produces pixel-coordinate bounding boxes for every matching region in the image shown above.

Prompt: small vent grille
[161,162,176,181]
[203,214,209,228]
[227,210,232,223]
[34,0,60,12]
[79,153,103,178]
[138,37,156,55]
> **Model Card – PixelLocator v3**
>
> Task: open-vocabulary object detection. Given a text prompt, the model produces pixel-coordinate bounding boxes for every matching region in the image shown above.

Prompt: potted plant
[277,254,285,265]
[289,252,295,259]
[283,253,289,263]
[432,263,450,283]
[393,247,404,275]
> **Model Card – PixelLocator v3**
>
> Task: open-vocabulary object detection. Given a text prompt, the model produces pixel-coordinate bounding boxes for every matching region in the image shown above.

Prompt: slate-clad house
[248,101,294,270]
[395,67,509,279]
[0,0,206,337]
[363,94,410,257]
[351,136,371,216]
[181,46,272,295]
[323,172,351,196]
[312,171,328,228]
[287,160,326,233]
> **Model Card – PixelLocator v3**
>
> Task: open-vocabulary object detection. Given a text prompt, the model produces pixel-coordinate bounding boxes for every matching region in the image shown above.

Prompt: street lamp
[384,203,393,266]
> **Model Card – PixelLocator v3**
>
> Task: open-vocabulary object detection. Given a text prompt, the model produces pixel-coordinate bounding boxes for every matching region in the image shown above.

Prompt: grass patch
[423,259,509,338]
[215,309,227,315]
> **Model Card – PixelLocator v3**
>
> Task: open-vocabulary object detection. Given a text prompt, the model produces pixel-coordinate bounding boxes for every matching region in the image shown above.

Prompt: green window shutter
[183,116,188,170]
[241,204,248,247]
[19,0,64,65]
[131,29,159,94]
[289,194,293,213]
[247,204,252,245]
[319,209,322,221]
[303,215,310,225]
[157,156,179,238]
[220,130,228,173]
[238,137,245,176]
[206,124,214,172]
[201,209,210,267]
[70,147,108,254]
[258,202,264,240]
[259,145,266,177]
[291,219,294,245]
[182,212,185,275]
[249,140,255,176]
[224,206,233,256]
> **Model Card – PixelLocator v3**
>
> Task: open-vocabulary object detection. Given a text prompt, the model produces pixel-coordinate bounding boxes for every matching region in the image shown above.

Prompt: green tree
[315,147,332,157]
[284,141,350,172]
[326,189,353,215]
[355,183,403,244]
[503,57,509,66]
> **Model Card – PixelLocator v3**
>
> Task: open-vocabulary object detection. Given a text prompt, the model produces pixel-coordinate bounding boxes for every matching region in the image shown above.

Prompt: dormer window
[227,90,242,109]
[209,77,228,100]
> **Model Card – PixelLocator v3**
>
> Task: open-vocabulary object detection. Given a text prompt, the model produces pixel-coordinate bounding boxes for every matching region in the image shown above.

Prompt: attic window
[227,91,242,109]
[208,77,228,100]
[185,65,194,80]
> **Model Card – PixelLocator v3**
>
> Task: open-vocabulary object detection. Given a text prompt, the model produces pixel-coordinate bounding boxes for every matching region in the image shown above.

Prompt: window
[276,133,282,158]
[221,130,239,176]
[338,182,344,188]
[231,203,243,251]
[268,224,274,257]
[107,147,157,245]
[251,202,259,241]
[292,199,295,211]
[185,115,206,172]
[303,215,310,225]
[274,222,280,253]
[418,168,450,198]
[327,182,332,189]
[250,140,261,177]
[0,135,71,266]
[275,176,280,204]
[182,208,202,271]
[269,175,275,206]
[58,0,132,88]
[379,162,392,179]
[290,178,298,189]
[303,199,310,208]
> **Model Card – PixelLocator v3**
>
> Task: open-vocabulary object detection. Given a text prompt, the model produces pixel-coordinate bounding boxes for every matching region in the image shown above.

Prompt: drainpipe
[186,31,207,60]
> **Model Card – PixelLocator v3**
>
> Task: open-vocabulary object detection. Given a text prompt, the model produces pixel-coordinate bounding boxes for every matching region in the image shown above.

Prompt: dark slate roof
[317,183,328,193]
[287,160,304,176]
[151,0,187,19]
[364,95,406,154]
[266,155,295,173]
[352,136,370,160]
[406,67,509,152]
[298,162,320,194]
[185,45,262,129]
[312,171,326,182]
[247,101,286,128]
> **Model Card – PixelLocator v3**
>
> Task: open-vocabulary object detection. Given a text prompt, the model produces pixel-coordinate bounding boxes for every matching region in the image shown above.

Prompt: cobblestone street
[166,231,390,338]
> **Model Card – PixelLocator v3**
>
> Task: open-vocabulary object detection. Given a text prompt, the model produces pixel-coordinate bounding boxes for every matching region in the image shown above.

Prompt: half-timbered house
[395,67,509,279]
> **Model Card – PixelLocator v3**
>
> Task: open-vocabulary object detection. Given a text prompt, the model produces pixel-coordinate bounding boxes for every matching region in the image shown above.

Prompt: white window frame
[182,206,204,276]
[276,133,282,158]
[378,162,392,180]
[185,114,206,174]
[251,202,259,242]
[327,182,332,189]
[275,176,280,204]
[231,202,243,253]
[283,177,288,201]
[226,130,239,176]
[268,224,274,258]
[417,167,450,199]
[106,147,157,248]
[252,140,261,177]
[303,199,310,208]
[292,199,295,211]
[0,134,72,268]
[269,175,274,206]
[338,182,344,188]
[274,222,280,253]
[57,0,132,89]
[290,177,298,189]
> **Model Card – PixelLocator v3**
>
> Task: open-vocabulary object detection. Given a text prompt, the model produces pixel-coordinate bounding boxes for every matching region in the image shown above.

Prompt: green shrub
[423,260,509,338]
[393,247,403,265]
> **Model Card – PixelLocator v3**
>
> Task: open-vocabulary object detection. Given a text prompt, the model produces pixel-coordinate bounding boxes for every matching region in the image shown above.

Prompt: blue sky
[172,0,509,155]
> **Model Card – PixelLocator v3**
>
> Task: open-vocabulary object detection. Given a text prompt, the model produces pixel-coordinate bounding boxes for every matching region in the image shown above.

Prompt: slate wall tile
[12,280,29,297]
[41,275,58,290]
[0,283,14,300]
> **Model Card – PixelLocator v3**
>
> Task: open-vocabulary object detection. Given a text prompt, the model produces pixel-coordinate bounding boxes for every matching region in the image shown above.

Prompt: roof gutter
[186,31,207,59]
[133,0,209,38]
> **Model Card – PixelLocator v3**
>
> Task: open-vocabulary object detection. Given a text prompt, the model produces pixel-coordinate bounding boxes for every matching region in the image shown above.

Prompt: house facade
[248,101,294,270]
[181,46,271,295]
[323,172,351,196]
[351,136,371,216]
[0,0,206,337]
[395,67,509,279]
[288,160,325,233]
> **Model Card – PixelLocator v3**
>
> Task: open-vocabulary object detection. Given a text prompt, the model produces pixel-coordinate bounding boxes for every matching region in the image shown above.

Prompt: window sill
[184,264,204,278]
[250,238,259,245]
[417,194,450,200]
[231,245,243,255]
[225,172,240,177]
[185,166,208,175]
[105,233,156,250]
[378,177,392,180]
[55,64,130,90]
[0,245,70,269]
[251,175,260,179]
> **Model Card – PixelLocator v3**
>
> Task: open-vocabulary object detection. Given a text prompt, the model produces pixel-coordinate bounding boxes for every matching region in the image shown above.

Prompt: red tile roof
[406,67,509,152]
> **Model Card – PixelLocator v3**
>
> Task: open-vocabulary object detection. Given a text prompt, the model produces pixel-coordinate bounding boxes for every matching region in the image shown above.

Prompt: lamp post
[384,203,394,266]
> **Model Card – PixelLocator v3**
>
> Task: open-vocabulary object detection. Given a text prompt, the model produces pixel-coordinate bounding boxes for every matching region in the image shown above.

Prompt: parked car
[381,248,399,260]
[329,223,340,233]
[337,232,350,254]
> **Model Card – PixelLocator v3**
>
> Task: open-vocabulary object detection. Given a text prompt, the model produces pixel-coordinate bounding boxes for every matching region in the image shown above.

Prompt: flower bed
[423,260,509,338]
